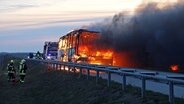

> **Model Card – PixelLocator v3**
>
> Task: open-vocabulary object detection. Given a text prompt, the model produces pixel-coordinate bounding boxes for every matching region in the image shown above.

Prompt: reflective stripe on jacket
[19,63,27,75]
[19,72,26,75]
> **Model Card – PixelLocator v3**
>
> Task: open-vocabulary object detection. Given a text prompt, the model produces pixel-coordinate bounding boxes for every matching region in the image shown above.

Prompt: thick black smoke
[88,1,184,69]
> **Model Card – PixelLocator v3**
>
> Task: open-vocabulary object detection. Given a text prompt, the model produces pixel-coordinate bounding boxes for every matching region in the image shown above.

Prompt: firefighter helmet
[21,59,26,63]
[10,60,14,63]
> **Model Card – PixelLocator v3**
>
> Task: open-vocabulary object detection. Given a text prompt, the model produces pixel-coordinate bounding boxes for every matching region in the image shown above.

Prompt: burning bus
[58,29,113,65]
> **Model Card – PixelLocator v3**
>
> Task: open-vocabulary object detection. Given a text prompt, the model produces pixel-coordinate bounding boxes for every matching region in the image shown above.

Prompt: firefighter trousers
[8,73,15,82]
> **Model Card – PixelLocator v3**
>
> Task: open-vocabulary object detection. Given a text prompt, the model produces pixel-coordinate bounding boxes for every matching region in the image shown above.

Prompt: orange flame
[78,46,89,58]
[170,64,179,71]
[78,45,113,65]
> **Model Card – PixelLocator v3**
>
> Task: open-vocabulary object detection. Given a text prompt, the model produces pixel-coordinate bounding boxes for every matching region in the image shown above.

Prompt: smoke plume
[87,1,184,69]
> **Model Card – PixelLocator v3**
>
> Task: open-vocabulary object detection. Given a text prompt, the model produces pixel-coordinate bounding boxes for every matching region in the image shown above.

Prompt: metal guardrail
[27,59,184,104]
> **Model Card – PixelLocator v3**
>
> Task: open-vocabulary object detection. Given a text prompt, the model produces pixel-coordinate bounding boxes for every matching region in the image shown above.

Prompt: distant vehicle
[27,52,43,59]
[28,53,34,59]
[58,29,113,65]
[43,42,58,60]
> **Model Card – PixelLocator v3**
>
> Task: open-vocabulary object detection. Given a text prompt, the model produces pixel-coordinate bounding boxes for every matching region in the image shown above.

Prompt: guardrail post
[58,64,60,70]
[63,65,65,71]
[50,63,52,70]
[52,64,54,69]
[56,64,58,70]
[58,64,61,70]
[60,64,62,70]
[47,62,49,70]
[73,66,76,73]
[53,64,55,70]
[69,66,71,72]
[141,77,146,98]
[54,64,56,70]
[67,65,70,73]
[107,71,111,87]
[79,68,82,78]
[53,64,56,70]
[55,64,56,70]
[96,70,99,84]
[122,74,126,91]
[49,63,51,70]
[169,81,174,104]
[87,69,90,80]
[68,64,72,73]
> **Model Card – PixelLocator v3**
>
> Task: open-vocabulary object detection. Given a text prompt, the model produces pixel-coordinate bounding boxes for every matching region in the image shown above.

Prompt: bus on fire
[58,29,113,66]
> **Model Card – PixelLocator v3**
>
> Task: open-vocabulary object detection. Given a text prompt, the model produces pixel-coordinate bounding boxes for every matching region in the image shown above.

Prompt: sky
[0,0,154,52]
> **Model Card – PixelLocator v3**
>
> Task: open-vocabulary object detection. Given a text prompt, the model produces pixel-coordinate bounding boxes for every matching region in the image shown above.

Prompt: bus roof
[59,29,100,39]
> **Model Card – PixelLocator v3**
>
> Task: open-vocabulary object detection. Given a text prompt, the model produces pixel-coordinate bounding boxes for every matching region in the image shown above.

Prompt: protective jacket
[7,63,15,74]
[19,63,27,75]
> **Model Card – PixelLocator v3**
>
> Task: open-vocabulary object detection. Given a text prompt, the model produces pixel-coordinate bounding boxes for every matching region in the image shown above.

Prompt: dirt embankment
[0,56,183,104]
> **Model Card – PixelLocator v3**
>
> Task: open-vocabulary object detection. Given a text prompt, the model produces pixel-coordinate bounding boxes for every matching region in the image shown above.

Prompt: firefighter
[19,59,27,83]
[7,60,16,82]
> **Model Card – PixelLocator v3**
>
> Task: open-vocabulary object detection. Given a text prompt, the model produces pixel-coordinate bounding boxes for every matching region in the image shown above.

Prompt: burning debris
[170,64,179,72]
[87,1,184,70]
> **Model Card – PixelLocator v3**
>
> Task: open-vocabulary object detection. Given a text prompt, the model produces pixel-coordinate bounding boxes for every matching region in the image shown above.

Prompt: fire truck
[43,42,58,60]
[58,29,113,65]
